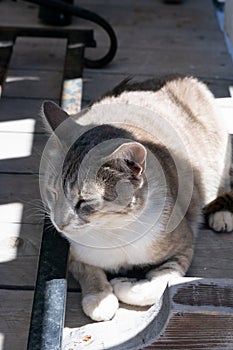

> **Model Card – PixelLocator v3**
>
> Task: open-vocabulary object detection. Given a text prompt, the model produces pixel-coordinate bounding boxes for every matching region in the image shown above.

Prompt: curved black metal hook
[25,0,118,68]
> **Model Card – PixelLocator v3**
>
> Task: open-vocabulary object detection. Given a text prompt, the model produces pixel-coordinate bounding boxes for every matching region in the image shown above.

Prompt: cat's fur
[41,76,232,322]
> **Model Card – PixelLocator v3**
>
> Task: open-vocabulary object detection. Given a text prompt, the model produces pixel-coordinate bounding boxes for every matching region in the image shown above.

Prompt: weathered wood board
[188,228,233,279]
[0,289,33,350]
[0,225,43,286]
[7,37,68,71]
[0,174,40,215]
[0,132,49,174]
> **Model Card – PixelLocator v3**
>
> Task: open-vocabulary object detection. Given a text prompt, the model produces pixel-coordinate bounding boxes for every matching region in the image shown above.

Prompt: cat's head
[40,101,148,237]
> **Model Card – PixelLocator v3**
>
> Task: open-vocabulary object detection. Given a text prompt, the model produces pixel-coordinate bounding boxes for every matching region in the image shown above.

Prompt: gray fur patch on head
[61,127,148,218]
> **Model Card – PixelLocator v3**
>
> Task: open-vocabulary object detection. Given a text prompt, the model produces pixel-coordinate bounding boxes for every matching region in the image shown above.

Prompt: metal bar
[27,218,70,350]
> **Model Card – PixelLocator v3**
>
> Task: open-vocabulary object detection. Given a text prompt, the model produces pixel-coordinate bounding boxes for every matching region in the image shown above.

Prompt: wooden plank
[225,0,233,48]
[0,289,33,350]
[0,1,40,26]
[0,222,42,259]
[84,45,233,79]
[0,132,49,174]
[205,78,232,98]
[0,224,42,286]
[0,175,43,287]
[8,37,67,71]
[188,228,233,279]
[72,0,222,32]
[2,69,64,99]
[112,27,227,50]
[0,174,41,223]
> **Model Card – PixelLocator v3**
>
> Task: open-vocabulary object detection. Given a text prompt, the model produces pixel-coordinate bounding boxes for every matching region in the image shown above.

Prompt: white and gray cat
[40,76,233,322]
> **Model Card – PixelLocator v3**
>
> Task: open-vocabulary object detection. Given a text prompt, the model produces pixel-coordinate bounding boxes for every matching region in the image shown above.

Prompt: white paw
[208,211,233,232]
[82,292,119,322]
[111,277,165,306]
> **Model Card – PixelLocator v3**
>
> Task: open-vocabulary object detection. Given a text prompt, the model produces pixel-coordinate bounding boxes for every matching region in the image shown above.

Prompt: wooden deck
[0,0,233,349]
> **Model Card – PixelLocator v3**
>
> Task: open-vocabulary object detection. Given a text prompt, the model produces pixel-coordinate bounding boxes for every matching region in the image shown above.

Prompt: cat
[40,76,232,322]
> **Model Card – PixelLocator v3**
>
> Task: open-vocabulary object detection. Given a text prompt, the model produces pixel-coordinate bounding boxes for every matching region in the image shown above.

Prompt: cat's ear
[112,142,147,176]
[42,101,70,131]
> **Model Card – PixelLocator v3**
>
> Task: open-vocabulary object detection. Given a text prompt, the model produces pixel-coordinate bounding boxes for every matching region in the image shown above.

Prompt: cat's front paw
[111,277,164,306]
[82,292,119,322]
[208,211,233,232]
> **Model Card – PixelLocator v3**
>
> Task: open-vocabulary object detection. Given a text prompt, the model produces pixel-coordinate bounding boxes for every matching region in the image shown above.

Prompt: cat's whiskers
[44,223,57,234]
[16,197,44,212]
[24,209,48,224]
[22,198,51,221]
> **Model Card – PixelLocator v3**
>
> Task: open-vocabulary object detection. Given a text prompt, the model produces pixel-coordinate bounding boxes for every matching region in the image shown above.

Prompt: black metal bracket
[24,0,118,68]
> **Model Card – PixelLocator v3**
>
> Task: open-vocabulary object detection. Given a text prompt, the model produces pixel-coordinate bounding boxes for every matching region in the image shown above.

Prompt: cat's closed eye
[75,199,86,210]
[75,199,96,216]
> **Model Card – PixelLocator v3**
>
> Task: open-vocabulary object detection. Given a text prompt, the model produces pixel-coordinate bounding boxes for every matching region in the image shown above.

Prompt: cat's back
[76,77,231,203]
[78,77,226,144]
[100,77,226,143]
